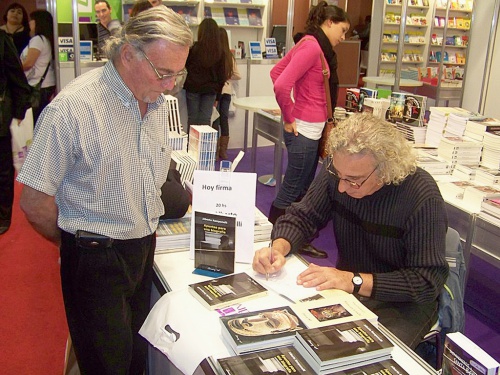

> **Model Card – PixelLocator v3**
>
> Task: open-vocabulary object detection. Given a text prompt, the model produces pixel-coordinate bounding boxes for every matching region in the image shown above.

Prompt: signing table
[147,249,438,375]
[232,96,284,193]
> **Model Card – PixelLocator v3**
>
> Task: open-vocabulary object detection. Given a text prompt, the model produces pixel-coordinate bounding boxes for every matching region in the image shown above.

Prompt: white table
[362,76,423,93]
[233,96,284,192]
[149,250,438,375]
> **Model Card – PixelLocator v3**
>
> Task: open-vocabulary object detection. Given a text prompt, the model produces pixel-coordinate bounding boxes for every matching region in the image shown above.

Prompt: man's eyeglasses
[139,49,187,84]
[326,156,378,189]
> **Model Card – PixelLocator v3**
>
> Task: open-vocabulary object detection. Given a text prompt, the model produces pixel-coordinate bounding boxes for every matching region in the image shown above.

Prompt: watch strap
[352,272,362,294]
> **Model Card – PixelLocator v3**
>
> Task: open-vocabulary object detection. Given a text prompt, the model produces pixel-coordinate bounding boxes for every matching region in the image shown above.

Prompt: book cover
[220,305,308,354]
[217,345,316,374]
[224,7,240,25]
[387,92,406,123]
[334,358,409,375]
[247,8,262,26]
[290,293,378,329]
[442,332,499,375]
[293,319,393,371]
[188,272,268,310]
[345,88,360,113]
[193,211,236,276]
[402,94,427,126]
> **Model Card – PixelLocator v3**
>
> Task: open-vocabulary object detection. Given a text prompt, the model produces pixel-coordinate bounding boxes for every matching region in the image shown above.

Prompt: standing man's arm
[20,186,60,245]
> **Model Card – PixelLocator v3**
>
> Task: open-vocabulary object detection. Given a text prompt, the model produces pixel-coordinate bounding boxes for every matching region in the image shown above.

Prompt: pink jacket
[270,37,329,124]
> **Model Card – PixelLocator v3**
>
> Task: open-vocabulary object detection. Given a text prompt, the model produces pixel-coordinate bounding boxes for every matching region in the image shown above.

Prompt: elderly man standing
[94,0,121,56]
[253,113,449,350]
[17,7,192,374]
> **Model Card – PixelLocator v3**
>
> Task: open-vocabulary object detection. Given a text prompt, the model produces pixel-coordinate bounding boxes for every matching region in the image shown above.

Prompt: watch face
[353,276,363,286]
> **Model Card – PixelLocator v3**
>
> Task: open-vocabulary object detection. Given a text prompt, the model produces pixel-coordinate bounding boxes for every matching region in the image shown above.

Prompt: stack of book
[219,305,308,354]
[155,215,191,253]
[165,95,188,151]
[416,150,451,175]
[332,359,409,375]
[188,272,268,311]
[387,92,427,126]
[462,184,500,209]
[216,345,315,375]
[480,130,500,169]
[395,121,427,143]
[293,319,394,374]
[437,136,482,169]
[442,332,499,375]
[171,150,197,186]
[444,111,472,137]
[452,163,481,181]
[463,117,500,142]
[479,197,500,227]
[362,97,390,120]
[188,125,218,171]
[254,207,272,242]
[438,180,477,200]
[425,107,450,147]
[474,168,500,185]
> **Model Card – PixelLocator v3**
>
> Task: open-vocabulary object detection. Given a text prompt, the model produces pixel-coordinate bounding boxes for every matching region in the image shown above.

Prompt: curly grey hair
[104,5,193,60]
[327,113,417,185]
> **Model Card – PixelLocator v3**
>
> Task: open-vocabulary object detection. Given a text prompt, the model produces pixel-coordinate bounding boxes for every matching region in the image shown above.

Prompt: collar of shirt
[102,60,164,113]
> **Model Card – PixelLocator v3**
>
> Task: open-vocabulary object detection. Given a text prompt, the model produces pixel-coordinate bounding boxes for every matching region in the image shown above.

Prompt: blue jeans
[185,92,217,130]
[212,93,231,136]
[273,131,319,209]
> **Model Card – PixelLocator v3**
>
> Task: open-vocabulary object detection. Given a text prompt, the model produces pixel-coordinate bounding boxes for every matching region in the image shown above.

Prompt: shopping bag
[10,108,34,172]
[318,118,335,159]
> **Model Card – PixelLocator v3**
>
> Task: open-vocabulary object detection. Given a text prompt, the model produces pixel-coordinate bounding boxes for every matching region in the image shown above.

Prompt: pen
[266,241,272,281]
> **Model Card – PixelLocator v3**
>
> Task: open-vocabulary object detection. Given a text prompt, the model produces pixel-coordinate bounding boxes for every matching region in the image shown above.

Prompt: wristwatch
[352,273,363,294]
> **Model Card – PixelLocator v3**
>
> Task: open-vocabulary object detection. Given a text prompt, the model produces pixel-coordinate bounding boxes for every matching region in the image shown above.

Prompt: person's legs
[186,91,201,128]
[60,231,155,375]
[272,132,319,209]
[0,134,14,234]
[218,93,231,137]
[360,298,438,350]
[197,93,217,125]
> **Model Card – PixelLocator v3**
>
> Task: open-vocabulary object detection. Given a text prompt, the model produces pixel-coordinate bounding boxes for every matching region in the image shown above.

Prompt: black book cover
[188,272,267,310]
[194,211,236,275]
[217,345,315,374]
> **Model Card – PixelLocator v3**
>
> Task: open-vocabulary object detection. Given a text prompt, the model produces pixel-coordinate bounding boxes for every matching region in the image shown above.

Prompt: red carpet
[0,181,68,374]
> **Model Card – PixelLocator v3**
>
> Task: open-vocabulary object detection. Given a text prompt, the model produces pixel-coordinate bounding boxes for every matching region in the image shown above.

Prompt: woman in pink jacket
[269,2,350,258]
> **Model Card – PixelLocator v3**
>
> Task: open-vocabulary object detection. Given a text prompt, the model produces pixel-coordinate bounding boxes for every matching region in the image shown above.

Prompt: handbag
[30,63,50,109]
[10,107,34,172]
[318,52,335,159]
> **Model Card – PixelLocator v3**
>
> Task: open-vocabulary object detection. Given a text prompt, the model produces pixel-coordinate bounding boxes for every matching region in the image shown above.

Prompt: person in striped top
[253,113,449,349]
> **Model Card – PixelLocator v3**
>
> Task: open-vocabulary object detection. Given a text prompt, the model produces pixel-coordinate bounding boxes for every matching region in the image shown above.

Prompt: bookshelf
[377,0,432,78]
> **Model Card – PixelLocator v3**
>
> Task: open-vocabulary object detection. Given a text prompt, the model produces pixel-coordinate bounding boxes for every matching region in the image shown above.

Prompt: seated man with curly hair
[253,113,449,349]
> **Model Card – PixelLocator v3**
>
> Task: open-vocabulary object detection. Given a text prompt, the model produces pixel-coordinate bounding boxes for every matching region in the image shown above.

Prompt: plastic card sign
[248,41,262,60]
[265,38,278,59]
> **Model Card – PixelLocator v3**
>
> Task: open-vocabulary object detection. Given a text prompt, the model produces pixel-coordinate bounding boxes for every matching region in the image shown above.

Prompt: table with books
[145,248,439,375]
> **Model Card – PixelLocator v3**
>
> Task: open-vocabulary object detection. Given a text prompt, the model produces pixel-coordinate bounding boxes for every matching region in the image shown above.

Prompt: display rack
[415,0,473,106]
[377,0,432,79]
[123,0,268,47]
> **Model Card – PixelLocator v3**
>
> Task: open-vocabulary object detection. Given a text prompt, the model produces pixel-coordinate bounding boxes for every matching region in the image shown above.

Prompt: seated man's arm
[20,186,60,245]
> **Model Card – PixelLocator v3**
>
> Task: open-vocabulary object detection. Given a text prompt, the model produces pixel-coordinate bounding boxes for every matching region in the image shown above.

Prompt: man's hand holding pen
[252,239,289,276]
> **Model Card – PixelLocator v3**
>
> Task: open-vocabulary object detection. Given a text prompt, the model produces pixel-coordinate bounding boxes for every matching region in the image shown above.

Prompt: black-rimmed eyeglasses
[139,49,187,84]
[326,156,378,189]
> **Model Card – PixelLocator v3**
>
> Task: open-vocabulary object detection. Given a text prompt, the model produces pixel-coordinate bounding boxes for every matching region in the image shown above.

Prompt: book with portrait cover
[290,291,378,329]
[224,7,240,25]
[188,272,267,310]
[193,211,236,277]
[217,345,316,375]
[442,332,499,375]
[293,319,393,374]
[220,305,308,354]
[333,358,409,374]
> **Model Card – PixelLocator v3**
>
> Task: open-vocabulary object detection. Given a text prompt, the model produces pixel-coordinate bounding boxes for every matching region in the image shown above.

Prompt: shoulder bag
[318,53,335,159]
[30,62,50,109]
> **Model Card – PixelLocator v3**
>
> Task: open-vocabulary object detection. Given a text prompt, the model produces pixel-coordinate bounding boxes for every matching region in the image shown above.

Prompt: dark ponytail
[305,1,350,34]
